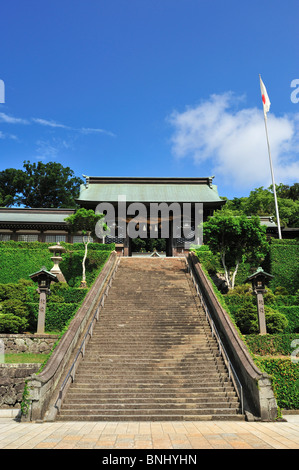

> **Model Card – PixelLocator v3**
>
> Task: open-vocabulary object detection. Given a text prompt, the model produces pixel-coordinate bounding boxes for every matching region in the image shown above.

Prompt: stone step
[80,358,225,365]
[62,395,240,403]
[66,384,237,402]
[88,333,213,341]
[67,384,236,394]
[57,413,244,422]
[72,376,229,385]
[60,401,240,412]
[73,362,227,371]
[58,407,241,418]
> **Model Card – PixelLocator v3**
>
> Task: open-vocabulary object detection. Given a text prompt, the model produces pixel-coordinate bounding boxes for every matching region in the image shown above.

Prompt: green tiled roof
[0,209,74,224]
[77,178,223,204]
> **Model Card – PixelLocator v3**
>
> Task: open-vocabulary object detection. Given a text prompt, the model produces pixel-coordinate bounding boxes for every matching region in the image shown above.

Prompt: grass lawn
[3,353,48,363]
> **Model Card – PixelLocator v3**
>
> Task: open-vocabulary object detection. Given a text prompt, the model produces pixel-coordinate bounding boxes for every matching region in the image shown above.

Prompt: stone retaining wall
[0,364,40,409]
[0,334,58,355]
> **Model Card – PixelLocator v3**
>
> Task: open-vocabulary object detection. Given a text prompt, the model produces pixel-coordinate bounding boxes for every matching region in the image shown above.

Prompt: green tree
[65,208,106,287]
[0,161,83,208]
[203,214,269,290]
[225,185,299,228]
[0,168,27,206]
[21,161,83,208]
[275,183,299,201]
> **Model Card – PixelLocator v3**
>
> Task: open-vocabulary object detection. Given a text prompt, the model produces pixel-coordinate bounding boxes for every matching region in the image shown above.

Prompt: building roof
[77,176,224,205]
[0,208,75,227]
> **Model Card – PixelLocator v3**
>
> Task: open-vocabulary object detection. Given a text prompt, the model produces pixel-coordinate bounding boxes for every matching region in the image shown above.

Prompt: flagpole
[259,75,282,239]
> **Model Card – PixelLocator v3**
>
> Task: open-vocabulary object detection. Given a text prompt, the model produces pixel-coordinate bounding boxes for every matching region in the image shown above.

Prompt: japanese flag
[259,76,271,115]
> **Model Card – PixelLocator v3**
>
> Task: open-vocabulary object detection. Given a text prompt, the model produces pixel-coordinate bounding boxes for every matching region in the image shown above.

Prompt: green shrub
[224,292,255,318]
[263,289,277,306]
[256,358,299,410]
[226,283,253,296]
[245,334,299,356]
[273,295,299,307]
[265,307,289,334]
[26,302,79,332]
[276,306,299,333]
[26,285,87,304]
[274,286,289,296]
[193,247,221,275]
[233,305,288,334]
[0,299,29,318]
[50,287,87,303]
[0,314,28,333]
[0,283,30,302]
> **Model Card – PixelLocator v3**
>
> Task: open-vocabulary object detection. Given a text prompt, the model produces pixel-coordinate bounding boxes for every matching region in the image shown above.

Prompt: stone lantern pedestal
[29,267,58,334]
[246,267,274,335]
[49,243,67,283]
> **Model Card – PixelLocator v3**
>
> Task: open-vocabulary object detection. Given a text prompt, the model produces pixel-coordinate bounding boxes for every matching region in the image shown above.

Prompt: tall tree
[224,184,299,228]
[20,161,83,208]
[203,213,269,290]
[0,168,27,206]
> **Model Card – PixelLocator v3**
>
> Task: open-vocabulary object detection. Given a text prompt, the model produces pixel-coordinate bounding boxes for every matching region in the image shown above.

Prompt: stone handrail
[188,252,278,421]
[23,250,118,422]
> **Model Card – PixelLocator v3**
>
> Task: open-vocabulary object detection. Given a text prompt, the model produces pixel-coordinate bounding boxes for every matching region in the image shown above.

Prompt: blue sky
[0,0,298,199]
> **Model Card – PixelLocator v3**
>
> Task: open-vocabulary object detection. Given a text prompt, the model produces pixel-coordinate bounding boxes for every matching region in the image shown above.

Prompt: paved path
[0,415,298,449]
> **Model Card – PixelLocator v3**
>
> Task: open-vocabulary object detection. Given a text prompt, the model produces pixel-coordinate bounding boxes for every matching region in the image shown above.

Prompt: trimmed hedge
[26,302,79,332]
[0,241,115,333]
[269,240,299,294]
[0,241,114,285]
[255,358,299,410]
[0,248,53,284]
[60,250,110,287]
[276,306,299,333]
[26,285,87,304]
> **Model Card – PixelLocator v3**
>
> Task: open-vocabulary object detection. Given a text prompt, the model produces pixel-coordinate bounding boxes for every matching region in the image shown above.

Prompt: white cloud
[31,118,70,129]
[35,137,74,160]
[0,112,29,124]
[0,130,18,140]
[0,111,115,137]
[168,93,299,190]
[80,127,116,137]
[32,117,115,136]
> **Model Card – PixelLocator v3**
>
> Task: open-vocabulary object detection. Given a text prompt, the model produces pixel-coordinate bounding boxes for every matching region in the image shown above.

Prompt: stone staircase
[57,258,243,421]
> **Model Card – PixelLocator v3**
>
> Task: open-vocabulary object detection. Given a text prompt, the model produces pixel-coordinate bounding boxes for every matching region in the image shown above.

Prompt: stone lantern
[246,267,274,335]
[29,267,58,334]
[49,242,67,283]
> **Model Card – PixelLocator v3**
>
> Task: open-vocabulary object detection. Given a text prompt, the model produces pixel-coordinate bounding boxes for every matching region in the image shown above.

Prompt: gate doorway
[130,238,169,257]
